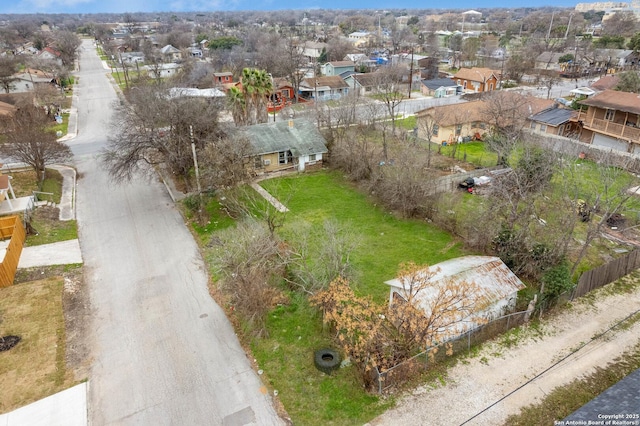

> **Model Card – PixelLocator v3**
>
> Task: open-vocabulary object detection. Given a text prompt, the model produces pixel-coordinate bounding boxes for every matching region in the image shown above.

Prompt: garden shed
[385,256,525,339]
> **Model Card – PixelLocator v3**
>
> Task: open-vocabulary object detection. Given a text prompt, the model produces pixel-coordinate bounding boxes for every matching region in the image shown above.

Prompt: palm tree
[241,68,273,125]
[227,85,246,126]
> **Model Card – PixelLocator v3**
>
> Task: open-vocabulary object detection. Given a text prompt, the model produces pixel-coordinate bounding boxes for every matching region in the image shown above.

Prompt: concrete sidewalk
[18,239,83,268]
[0,382,87,426]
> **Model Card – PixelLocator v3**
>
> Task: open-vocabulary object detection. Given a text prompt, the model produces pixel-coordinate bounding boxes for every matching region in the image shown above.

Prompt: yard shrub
[541,261,574,301]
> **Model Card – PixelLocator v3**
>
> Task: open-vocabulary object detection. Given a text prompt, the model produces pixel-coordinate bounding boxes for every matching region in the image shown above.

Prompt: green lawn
[438,141,499,168]
[241,171,466,425]
[50,113,70,137]
[260,170,465,302]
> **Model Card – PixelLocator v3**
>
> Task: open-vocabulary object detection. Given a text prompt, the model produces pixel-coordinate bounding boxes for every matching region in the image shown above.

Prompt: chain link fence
[370,310,529,394]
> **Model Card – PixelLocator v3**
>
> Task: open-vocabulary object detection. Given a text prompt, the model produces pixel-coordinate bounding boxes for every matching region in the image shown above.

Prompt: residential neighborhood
[1,3,640,425]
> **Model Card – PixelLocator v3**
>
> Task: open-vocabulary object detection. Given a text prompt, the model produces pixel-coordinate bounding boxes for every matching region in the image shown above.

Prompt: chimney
[288,112,294,128]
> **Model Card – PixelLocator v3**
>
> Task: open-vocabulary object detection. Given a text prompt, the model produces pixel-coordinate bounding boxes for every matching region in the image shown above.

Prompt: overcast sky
[0,0,578,14]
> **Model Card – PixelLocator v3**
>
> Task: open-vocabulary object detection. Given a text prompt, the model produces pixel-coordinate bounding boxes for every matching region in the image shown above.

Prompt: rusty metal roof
[385,255,526,310]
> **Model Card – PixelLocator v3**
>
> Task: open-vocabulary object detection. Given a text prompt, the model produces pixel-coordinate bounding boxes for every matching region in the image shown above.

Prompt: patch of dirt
[14,265,69,284]
[61,267,91,380]
[33,205,60,221]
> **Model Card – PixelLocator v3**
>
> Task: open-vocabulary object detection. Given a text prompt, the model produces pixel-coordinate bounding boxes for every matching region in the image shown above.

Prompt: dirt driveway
[370,276,640,426]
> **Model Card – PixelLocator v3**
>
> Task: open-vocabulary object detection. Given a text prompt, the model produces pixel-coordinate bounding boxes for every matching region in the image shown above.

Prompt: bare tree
[565,154,640,275]
[330,125,380,182]
[209,219,288,337]
[198,133,253,190]
[370,65,407,160]
[286,218,360,295]
[602,11,639,37]
[101,82,226,184]
[325,37,353,63]
[416,102,447,167]
[52,30,81,68]
[0,56,19,93]
[370,139,436,218]
[0,105,72,179]
[481,91,535,165]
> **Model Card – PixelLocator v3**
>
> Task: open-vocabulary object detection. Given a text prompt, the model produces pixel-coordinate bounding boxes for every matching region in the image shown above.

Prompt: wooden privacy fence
[0,215,25,288]
[573,249,640,299]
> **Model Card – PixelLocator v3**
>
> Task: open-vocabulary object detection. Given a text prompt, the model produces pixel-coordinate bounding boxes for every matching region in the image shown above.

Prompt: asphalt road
[69,39,283,425]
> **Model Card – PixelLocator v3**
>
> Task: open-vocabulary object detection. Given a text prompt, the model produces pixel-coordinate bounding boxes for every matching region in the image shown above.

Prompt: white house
[160,45,182,63]
[385,256,525,341]
[146,63,182,79]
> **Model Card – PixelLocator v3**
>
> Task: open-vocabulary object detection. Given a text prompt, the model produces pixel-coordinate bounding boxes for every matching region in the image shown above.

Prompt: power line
[460,308,640,425]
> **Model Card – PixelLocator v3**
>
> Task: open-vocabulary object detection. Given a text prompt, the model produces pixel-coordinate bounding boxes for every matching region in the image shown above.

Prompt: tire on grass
[0,335,21,352]
[314,348,341,375]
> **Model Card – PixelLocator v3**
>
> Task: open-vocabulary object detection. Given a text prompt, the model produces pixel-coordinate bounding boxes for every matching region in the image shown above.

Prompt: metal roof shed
[385,256,526,339]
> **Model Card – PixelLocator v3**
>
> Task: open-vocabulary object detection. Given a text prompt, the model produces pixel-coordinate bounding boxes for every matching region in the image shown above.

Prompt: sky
[0,0,580,14]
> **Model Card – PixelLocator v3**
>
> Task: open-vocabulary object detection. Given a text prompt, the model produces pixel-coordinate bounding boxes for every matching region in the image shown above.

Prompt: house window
[309,154,316,161]
[530,122,536,129]
[455,124,462,136]
[432,124,439,136]
[540,124,547,133]
[254,156,263,169]
[605,109,615,121]
[279,151,293,164]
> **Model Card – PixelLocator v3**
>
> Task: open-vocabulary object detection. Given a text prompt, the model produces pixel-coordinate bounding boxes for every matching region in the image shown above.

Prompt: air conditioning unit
[263,159,271,166]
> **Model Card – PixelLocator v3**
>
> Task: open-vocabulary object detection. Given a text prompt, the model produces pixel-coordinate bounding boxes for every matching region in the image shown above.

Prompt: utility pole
[314,79,319,128]
[564,12,574,39]
[408,45,414,98]
[189,125,202,206]
[546,12,555,41]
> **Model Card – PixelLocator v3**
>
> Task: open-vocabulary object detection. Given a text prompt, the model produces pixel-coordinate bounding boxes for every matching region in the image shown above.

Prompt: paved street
[69,39,282,425]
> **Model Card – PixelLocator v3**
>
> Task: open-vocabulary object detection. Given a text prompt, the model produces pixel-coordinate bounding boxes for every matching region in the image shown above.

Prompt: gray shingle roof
[564,368,640,422]
[530,107,576,126]
[421,78,459,90]
[241,119,329,157]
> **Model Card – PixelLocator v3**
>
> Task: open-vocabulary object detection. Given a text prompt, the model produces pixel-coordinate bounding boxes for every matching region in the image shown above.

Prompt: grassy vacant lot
[237,171,465,424]
[260,170,464,301]
[0,278,78,413]
[196,147,640,423]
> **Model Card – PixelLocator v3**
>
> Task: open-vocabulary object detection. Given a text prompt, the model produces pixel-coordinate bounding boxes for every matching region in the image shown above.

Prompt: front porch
[575,110,640,144]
